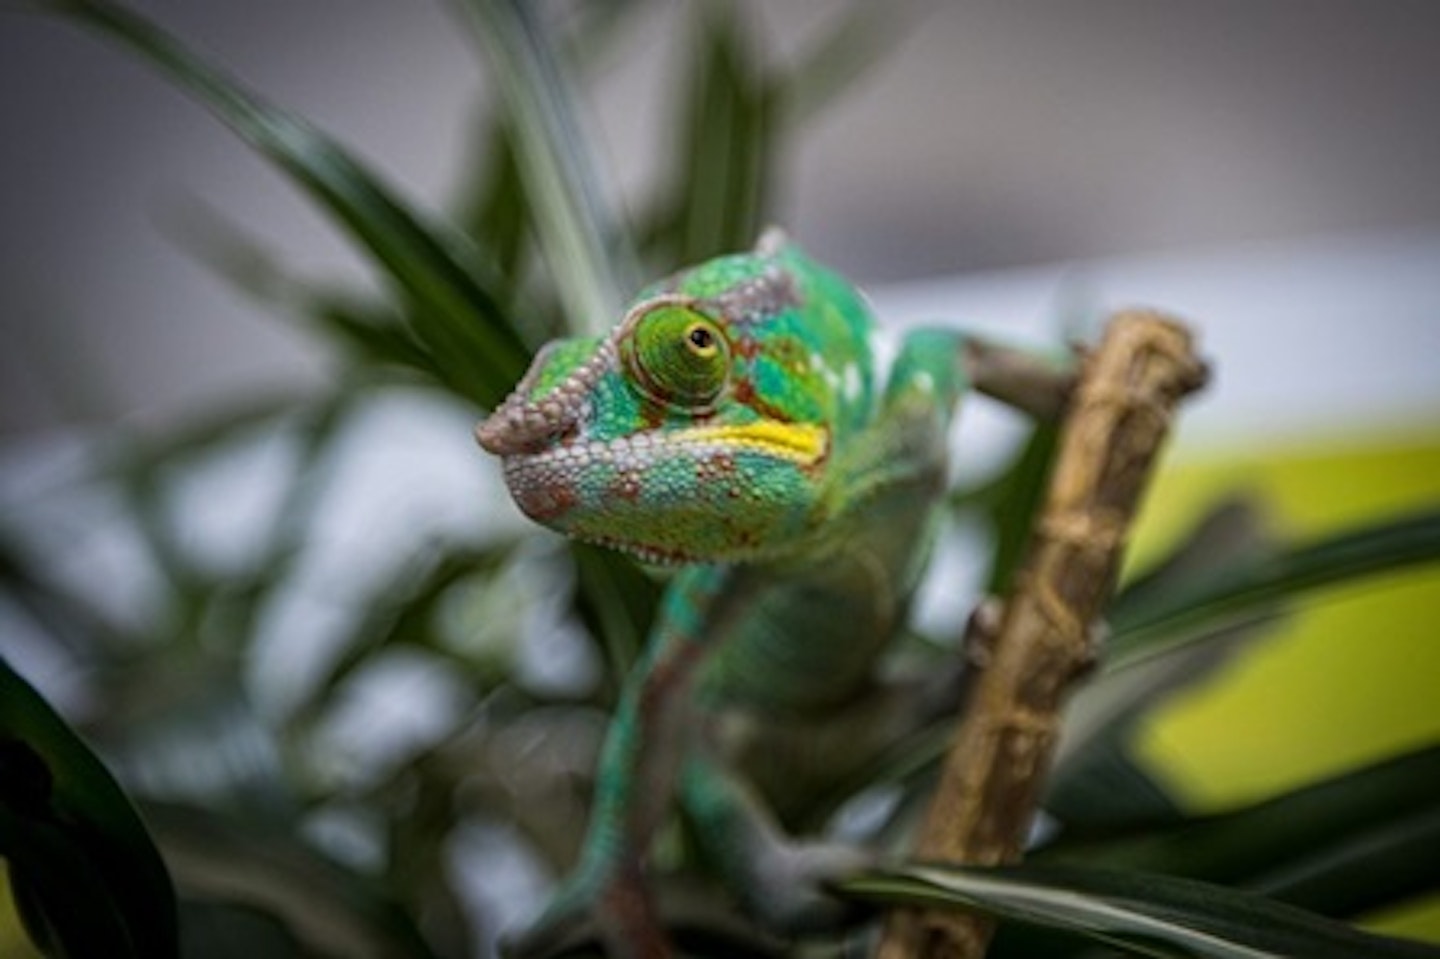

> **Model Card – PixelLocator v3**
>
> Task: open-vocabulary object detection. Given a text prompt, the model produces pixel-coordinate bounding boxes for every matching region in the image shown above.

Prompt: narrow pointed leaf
[671,3,772,264]
[47,0,530,408]
[982,423,1061,594]
[1043,746,1440,921]
[771,1,907,126]
[570,544,662,691]
[3,809,138,958]
[1109,508,1440,667]
[454,110,530,302]
[145,802,441,958]
[456,0,633,333]
[840,863,1440,958]
[0,658,178,958]
[168,201,440,375]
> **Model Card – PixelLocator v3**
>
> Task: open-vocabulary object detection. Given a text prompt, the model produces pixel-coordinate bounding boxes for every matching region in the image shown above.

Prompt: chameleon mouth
[500,419,828,480]
[675,421,829,465]
[498,421,828,546]
[578,533,699,566]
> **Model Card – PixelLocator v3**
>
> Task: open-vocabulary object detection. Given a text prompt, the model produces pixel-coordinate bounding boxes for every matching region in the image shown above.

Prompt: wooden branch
[874,310,1208,959]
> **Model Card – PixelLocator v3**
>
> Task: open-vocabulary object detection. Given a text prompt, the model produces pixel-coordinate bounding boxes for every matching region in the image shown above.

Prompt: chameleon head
[475,235,876,565]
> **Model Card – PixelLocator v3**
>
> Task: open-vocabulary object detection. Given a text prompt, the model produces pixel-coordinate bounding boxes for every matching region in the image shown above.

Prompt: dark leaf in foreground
[1109,507,1440,666]
[0,658,178,958]
[1043,746,1440,922]
[840,862,1440,958]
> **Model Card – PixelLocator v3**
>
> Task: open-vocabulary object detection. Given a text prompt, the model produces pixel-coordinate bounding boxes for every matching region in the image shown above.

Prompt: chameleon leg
[677,611,1005,933]
[959,333,1077,419]
[506,565,753,959]
[885,326,1075,422]
[679,749,874,935]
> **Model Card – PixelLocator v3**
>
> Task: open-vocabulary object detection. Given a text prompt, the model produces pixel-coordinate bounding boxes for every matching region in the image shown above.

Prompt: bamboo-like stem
[874,310,1208,959]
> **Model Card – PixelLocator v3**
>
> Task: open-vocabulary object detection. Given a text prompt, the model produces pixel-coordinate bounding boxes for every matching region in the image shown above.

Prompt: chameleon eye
[624,304,730,408]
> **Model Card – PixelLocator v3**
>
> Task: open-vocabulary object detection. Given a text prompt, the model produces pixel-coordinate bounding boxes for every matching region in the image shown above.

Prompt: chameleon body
[476,229,1065,958]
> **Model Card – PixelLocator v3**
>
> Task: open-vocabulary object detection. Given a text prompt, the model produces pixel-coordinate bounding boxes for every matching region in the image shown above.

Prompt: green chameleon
[476,228,1073,958]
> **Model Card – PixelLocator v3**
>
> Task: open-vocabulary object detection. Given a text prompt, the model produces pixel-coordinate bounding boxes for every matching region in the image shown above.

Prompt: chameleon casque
[475,229,1071,958]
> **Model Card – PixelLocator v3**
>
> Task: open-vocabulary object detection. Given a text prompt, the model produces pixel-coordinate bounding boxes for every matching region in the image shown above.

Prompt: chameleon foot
[731,840,876,935]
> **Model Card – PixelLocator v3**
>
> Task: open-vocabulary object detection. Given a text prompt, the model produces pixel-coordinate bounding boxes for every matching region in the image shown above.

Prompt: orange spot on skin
[640,398,668,429]
[516,483,577,522]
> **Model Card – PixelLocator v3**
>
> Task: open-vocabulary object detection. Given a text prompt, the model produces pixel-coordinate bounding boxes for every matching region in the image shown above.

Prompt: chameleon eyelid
[620,296,731,410]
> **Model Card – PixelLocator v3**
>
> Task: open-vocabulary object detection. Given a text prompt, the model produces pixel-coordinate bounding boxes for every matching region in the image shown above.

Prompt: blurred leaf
[291,541,520,730]
[4,810,139,959]
[1048,500,1276,830]
[569,543,662,691]
[177,900,312,959]
[1115,498,1272,621]
[0,658,178,958]
[456,0,634,334]
[840,862,1440,958]
[1042,746,1440,922]
[1045,728,1187,834]
[1044,623,1268,833]
[0,528,135,658]
[146,801,439,959]
[1108,507,1440,668]
[453,110,530,306]
[47,0,531,409]
[980,423,1061,595]
[669,2,773,264]
[166,202,441,377]
[770,1,909,126]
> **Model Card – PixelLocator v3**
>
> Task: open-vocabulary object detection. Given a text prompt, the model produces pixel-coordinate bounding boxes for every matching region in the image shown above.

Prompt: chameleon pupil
[687,324,715,352]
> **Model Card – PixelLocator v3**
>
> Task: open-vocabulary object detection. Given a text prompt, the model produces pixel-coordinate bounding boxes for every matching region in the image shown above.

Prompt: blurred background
[2,1,1438,956]
[4,1,1440,436]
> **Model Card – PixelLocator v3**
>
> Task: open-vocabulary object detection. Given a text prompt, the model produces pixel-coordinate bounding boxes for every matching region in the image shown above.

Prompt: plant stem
[875,310,1208,959]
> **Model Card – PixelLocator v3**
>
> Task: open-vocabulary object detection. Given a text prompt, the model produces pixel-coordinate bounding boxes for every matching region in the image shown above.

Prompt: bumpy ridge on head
[474,339,617,455]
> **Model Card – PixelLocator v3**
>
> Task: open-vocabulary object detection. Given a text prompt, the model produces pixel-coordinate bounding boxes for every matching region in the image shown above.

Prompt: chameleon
[475,228,1073,958]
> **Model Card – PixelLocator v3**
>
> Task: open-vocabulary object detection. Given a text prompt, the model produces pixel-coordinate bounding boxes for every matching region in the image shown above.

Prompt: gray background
[3,0,1439,437]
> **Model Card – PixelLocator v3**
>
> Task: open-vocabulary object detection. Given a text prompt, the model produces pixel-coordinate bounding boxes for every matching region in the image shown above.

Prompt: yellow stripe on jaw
[684,421,829,464]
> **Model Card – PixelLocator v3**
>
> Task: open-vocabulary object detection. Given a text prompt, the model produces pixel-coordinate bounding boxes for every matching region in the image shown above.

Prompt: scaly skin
[476,229,1070,958]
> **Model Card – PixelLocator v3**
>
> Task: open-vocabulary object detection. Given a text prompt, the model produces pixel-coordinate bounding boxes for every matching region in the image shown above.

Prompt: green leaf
[4,810,138,959]
[290,541,520,729]
[982,423,1061,595]
[1045,501,1277,830]
[0,658,178,958]
[144,802,441,959]
[770,1,908,127]
[1042,746,1440,922]
[0,527,136,658]
[455,0,634,334]
[669,2,773,264]
[569,544,662,692]
[1045,723,1188,833]
[176,900,309,959]
[840,862,1440,958]
[165,201,441,377]
[453,110,531,306]
[1108,507,1440,668]
[47,0,531,409]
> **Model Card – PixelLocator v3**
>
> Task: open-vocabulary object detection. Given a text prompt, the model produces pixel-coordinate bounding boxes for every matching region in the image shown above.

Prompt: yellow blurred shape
[0,862,44,959]
[1128,430,1440,806]
[1125,429,1440,942]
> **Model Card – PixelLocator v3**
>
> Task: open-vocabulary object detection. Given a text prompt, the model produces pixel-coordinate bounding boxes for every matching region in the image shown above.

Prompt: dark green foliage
[1,659,178,958]
[842,863,1440,958]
